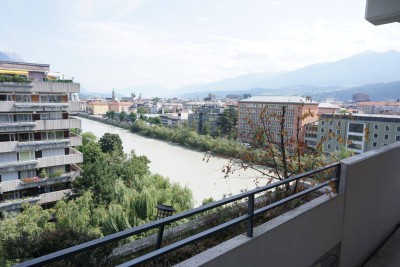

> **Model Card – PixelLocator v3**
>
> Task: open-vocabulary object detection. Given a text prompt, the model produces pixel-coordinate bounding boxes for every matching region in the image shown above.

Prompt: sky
[1,0,400,96]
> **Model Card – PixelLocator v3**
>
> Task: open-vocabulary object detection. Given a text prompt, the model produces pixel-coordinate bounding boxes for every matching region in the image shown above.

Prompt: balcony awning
[0,69,29,76]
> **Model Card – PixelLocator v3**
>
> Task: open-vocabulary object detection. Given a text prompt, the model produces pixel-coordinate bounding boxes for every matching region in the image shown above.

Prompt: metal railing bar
[17,164,339,267]
[117,214,250,267]
[254,178,337,216]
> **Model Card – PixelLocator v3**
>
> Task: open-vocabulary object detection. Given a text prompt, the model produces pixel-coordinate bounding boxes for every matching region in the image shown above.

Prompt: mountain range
[0,51,23,62]
[176,50,400,100]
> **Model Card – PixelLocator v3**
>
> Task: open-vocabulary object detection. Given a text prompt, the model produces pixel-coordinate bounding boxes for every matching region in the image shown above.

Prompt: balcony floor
[364,225,400,267]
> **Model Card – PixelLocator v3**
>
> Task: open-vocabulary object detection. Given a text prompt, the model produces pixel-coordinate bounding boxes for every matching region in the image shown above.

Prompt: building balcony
[0,141,18,153]
[0,101,69,112]
[18,139,71,151]
[70,133,82,146]
[37,189,71,205]
[36,148,83,168]
[0,101,15,112]
[15,102,69,112]
[0,121,36,133]
[0,171,79,193]
[0,160,37,173]
[0,196,41,212]
[0,81,33,93]
[32,81,80,93]
[35,118,81,131]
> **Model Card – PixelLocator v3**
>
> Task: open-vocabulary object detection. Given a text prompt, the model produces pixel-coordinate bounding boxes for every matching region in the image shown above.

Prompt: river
[80,118,267,206]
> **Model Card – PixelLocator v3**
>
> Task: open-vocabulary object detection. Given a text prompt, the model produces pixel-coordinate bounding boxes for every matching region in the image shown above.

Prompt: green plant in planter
[39,168,48,178]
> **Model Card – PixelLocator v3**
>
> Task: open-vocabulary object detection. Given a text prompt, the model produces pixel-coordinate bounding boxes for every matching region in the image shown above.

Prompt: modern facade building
[357,101,400,115]
[188,106,223,135]
[237,96,319,144]
[0,61,83,212]
[304,113,400,154]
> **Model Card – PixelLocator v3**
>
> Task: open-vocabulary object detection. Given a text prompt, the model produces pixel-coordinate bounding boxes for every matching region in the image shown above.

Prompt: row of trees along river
[80,117,265,206]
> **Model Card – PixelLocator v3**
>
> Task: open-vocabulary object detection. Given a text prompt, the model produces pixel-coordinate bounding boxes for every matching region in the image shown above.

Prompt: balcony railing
[38,189,71,204]
[36,151,83,169]
[0,171,79,192]
[0,101,15,111]
[0,196,41,212]
[0,141,18,153]
[16,163,340,267]
[0,82,33,92]
[0,122,36,133]
[17,139,71,151]
[35,119,81,131]
[0,160,37,173]
[32,81,80,93]
[14,102,69,112]
[70,134,82,146]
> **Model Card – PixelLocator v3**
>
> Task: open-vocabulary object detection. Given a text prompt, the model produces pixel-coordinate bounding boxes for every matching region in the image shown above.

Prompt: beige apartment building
[238,96,318,144]
[108,101,133,113]
[87,101,109,115]
[0,61,83,212]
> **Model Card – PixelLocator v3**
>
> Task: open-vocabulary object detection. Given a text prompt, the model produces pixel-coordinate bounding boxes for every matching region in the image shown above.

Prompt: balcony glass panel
[15,94,31,103]
[16,114,32,122]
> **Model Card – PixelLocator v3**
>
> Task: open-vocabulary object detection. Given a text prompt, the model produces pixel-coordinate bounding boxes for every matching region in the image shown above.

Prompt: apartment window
[337,129,341,134]
[0,134,14,142]
[384,134,389,140]
[321,121,325,126]
[385,125,390,131]
[348,143,362,150]
[373,142,377,147]
[373,133,378,139]
[327,144,331,149]
[348,123,364,133]
[320,128,324,133]
[17,132,33,142]
[19,169,36,179]
[374,124,379,130]
[337,121,341,127]
[16,114,32,122]
[0,94,12,101]
[19,151,35,161]
[396,136,400,142]
[397,126,400,132]
[0,114,12,123]
[40,112,62,120]
[15,94,31,103]
[40,95,62,103]
[348,135,363,142]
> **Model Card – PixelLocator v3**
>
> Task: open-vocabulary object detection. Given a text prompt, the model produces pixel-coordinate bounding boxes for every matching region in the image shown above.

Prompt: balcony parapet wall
[0,160,37,173]
[33,81,80,93]
[0,171,79,193]
[0,81,80,93]
[38,189,71,204]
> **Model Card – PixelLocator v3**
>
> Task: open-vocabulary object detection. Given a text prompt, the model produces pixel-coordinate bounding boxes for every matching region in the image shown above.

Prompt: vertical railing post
[247,194,255,237]
[334,164,341,193]
[155,224,165,250]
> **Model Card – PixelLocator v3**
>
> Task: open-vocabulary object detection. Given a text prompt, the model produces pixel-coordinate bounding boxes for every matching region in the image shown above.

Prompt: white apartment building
[0,61,83,212]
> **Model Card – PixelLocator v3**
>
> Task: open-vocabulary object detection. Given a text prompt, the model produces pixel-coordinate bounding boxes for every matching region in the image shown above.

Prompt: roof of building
[239,96,318,104]
[88,102,108,105]
[109,102,133,106]
[318,103,341,109]
[321,113,400,122]
[357,101,400,106]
